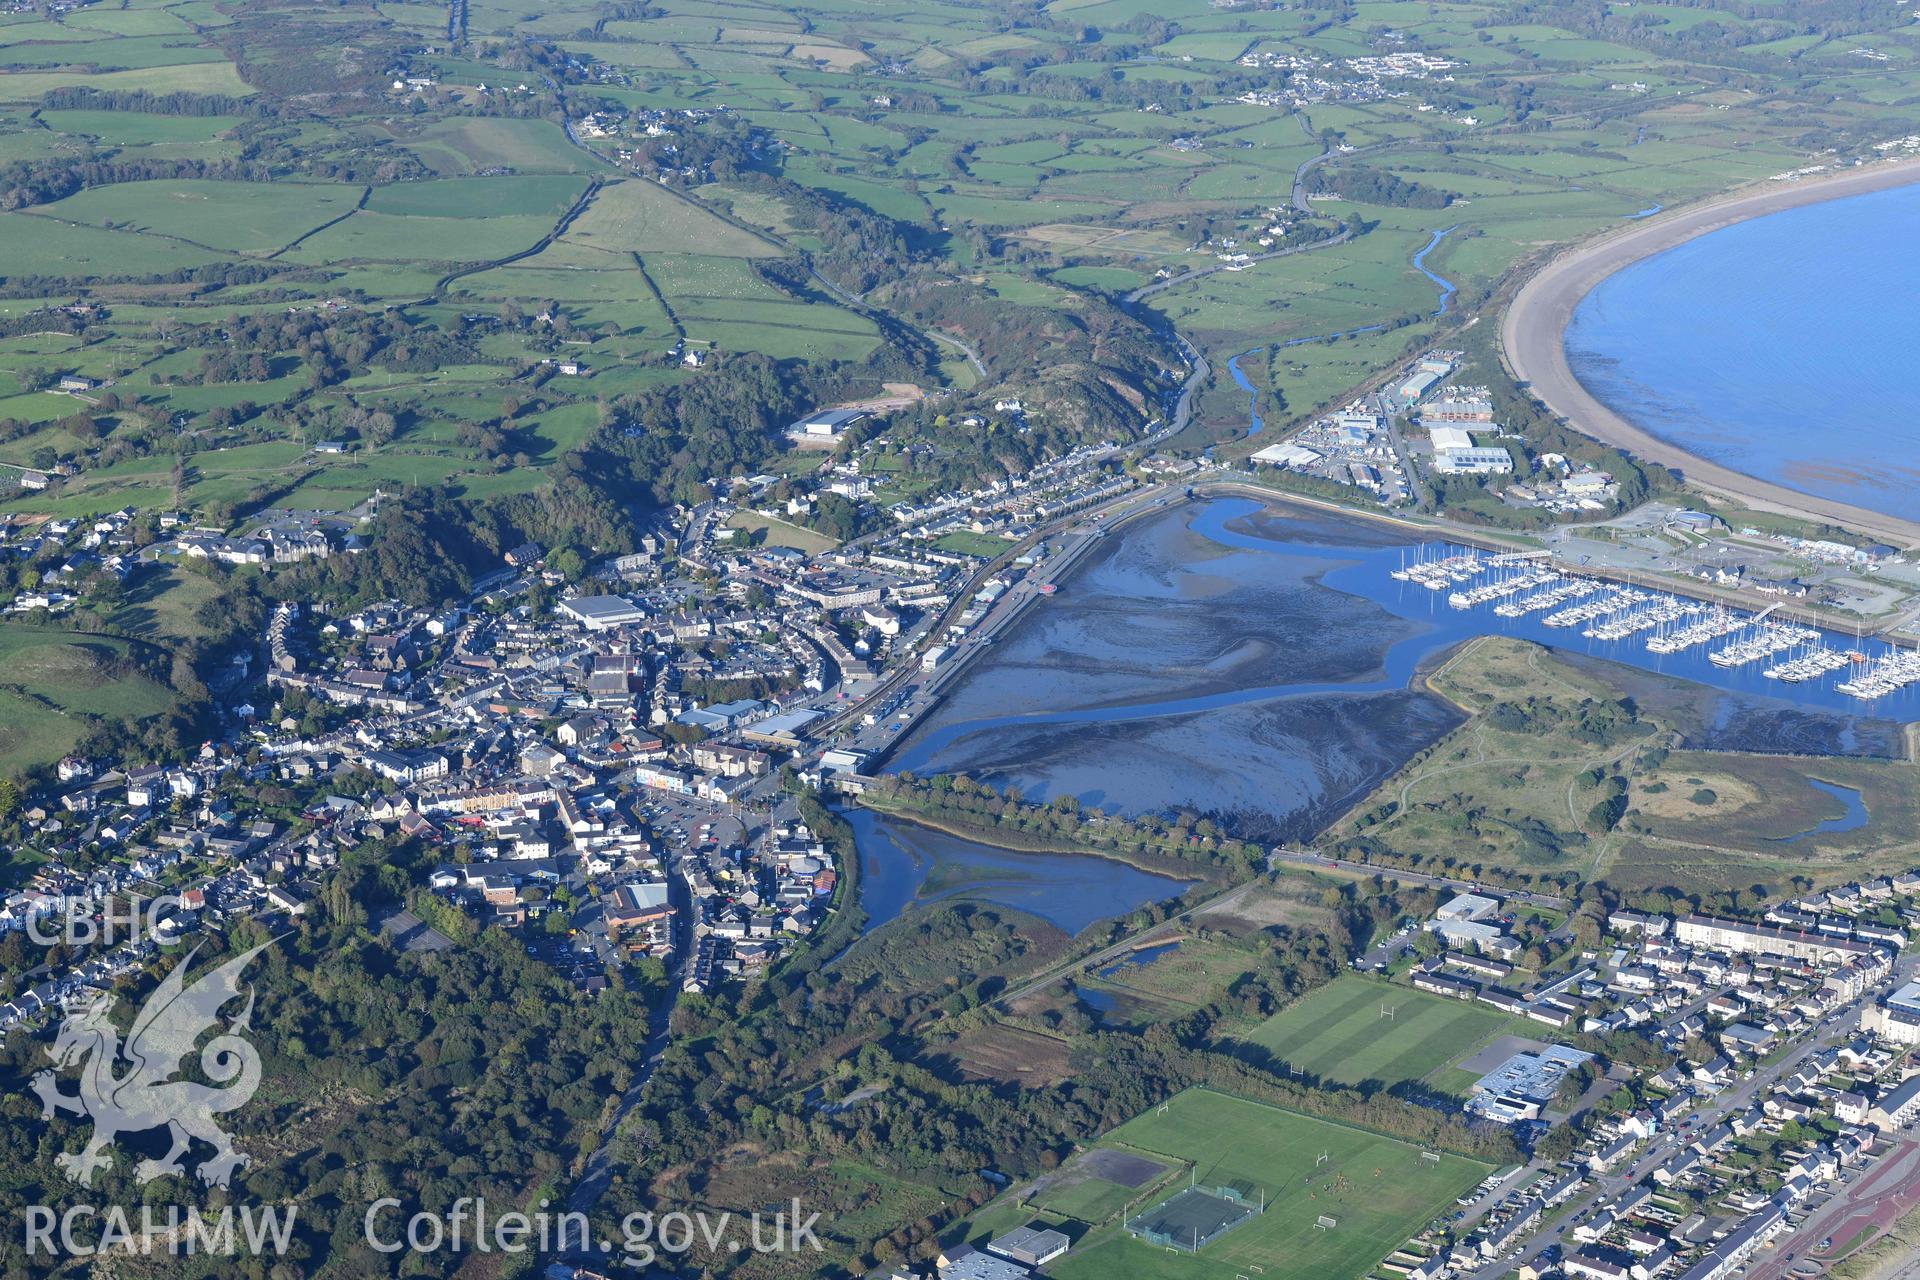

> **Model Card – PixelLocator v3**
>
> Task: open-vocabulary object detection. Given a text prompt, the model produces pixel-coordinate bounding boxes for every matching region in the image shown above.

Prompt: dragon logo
[31,940,274,1188]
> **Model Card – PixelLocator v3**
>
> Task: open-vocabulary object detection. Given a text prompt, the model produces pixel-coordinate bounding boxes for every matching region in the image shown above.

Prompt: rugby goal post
[1315,1150,1330,1168]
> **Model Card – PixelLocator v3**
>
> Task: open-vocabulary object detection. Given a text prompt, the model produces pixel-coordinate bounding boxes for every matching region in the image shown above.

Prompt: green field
[931,529,1017,557]
[362,174,589,219]
[1037,1089,1488,1280]
[0,213,231,276]
[0,625,175,775]
[1232,975,1523,1094]
[284,210,555,264]
[41,179,365,255]
[566,179,778,257]
[403,118,599,175]
[0,62,253,100]
[724,508,838,552]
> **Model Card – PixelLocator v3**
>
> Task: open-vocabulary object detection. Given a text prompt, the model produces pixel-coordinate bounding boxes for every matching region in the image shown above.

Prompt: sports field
[1232,974,1522,1095]
[1047,1089,1489,1280]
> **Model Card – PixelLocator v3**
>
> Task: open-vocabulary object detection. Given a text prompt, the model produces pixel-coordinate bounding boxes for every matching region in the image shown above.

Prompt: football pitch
[1233,974,1522,1093]
[1047,1089,1490,1280]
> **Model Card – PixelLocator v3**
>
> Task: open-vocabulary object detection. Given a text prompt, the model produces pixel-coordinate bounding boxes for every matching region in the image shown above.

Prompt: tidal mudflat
[887,500,1468,842]
[885,497,1911,845]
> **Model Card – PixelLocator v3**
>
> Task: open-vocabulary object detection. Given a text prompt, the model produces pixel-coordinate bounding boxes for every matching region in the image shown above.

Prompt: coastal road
[1747,1137,1920,1280]
[1502,156,1920,550]
[839,517,1121,760]
[821,481,1177,745]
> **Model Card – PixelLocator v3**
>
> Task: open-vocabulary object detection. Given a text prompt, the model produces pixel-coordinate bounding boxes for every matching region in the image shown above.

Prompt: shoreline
[853,794,1222,886]
[1502,156,1920,550]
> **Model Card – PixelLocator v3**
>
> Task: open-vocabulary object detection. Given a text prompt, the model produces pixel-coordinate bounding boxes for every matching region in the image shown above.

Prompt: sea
[1565,179,1920,522]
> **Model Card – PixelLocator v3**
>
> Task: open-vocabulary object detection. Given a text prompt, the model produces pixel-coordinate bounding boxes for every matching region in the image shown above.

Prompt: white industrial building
[1436,891,1501,921]
[1431,446,1515,475]
[1251,442,1323,469]
[557,595,648,631]
[787,407,869,440]
[1464,1045,1596,1125]
[1397,367,1446,403]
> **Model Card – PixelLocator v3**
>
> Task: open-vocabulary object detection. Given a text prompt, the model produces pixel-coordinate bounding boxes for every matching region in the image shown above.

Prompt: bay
[1566,181,1920,521]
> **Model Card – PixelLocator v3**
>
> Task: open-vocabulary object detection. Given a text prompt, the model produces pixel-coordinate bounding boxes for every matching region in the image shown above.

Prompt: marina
[1838,649,1920,700]
[1392,544,1914,702]
[882,498,1913,847]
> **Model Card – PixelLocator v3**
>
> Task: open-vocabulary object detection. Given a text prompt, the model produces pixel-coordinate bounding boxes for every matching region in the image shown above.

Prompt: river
[881,498,1913,850]
[845,807,1193,938]
[1225,225,1459,439]
[1565,181,1920,521]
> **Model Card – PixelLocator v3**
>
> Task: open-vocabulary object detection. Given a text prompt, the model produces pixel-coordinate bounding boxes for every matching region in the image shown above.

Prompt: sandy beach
[1502,157,1920,549]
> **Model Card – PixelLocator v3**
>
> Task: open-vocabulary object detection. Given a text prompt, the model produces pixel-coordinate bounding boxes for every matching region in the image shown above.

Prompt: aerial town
[6,370,1920,1280]
[5,0,1920,1277]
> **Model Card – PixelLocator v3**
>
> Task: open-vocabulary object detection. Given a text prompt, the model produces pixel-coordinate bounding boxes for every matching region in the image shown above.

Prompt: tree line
[864,772,1264,876]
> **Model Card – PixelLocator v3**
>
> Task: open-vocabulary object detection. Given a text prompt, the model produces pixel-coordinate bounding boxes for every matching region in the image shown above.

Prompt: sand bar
[1502,157,1920,549]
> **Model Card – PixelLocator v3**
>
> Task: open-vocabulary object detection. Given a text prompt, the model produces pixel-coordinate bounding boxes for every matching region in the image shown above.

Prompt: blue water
[1626,203,1662,219]
[1771,778,1869,842]
[894,506,1920,775]
[890,499,1917,782]
[844,807,1193,937]
[1412,225,1458,315]
[1228,350,1264,437]
[1097,940,1181,979]
[1567,181,1920,520]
